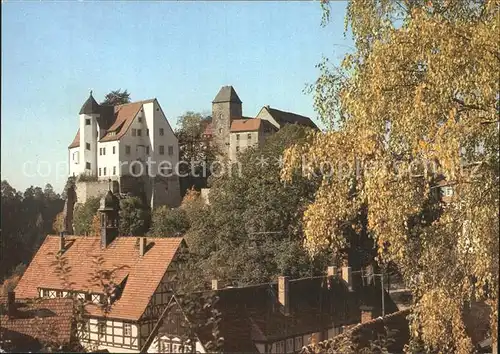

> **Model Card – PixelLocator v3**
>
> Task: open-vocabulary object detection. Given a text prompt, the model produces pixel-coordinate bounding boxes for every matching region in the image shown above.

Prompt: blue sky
[1,1,352,193]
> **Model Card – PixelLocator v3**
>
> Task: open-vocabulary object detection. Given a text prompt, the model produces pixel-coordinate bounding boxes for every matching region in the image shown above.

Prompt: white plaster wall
[229,130,259,161]
[69,147,82,177]
[255,107,280,129]
[97,141,120,179]
[79,113,99,176]
[119,109,145,177]
[150,100,178,174]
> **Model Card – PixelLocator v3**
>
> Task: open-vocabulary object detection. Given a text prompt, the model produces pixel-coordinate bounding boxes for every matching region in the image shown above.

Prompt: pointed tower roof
[212,86,242,104]
[79,91,100,115]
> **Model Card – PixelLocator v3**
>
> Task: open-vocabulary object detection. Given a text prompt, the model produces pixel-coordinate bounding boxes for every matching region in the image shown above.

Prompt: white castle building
[68,92,181,208]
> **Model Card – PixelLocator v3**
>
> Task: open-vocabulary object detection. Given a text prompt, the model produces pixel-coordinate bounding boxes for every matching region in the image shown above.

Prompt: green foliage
[101,89,131,106]
[77,173,98,182]
[73,197,100,235]
[1,180,64,280]
[149,206,190,237]
[119,196,150,236]
[185,125,331,285]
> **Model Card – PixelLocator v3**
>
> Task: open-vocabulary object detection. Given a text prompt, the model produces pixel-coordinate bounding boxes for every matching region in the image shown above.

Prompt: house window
[147,129,149,136]
[236,134,240,140]
[146,146,150,154]
[138,129,142,136]
[159,128,164,136]
[103,167,106,176]
[113,166,116,175]
[86,143,91,150]
[132,128,137,136]
[295,336,303,351]
[160,340,171,353]
[138,117,142,123]
[86,162,91,170]
[113,146,116,154]
[276,340,285,353]
[248,133,252,139]
[85,119,90,125]
[99,168,102,176]
[286,338,294,353]
[124,323,131,336]
[168,145,174,155]
[98,321,106,338]
[159,145,165,155]
[125,145,131,155]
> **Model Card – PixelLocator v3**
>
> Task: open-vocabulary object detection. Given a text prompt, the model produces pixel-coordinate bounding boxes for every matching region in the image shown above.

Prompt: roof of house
[141,274,398,352]
[212,86,242,104]
[15,235,184,321]
[0,297,74,352]
[262,106,318,130]
[69,98,156,148]
[230,118,262,132]
[79,92,100,115]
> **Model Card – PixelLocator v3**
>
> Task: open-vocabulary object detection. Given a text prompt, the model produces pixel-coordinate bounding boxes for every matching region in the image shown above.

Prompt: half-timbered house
[14,190,188,353]
[141,267,398,353]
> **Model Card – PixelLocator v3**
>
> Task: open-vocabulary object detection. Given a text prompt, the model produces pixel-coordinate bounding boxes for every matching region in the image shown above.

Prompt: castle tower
[79,91,100,176]
[98,184,120,248]
[212,86,242,156]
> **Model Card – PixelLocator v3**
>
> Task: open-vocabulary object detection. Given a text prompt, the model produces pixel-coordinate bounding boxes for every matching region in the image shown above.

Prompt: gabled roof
[68,98,156,148]
[230,118,262,132]
[262,106,318,129]
[15,235,184,321]
[0,297,74,352]
[212,86,242,104]
[143,274,398,352]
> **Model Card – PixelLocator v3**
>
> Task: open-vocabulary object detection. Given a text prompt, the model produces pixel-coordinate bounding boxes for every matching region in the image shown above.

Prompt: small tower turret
[79,91,100,176]
[212,86,242,155]
[98,181,120,248]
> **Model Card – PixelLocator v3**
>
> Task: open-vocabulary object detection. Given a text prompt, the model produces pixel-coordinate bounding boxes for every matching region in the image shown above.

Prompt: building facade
[68,93,181,208]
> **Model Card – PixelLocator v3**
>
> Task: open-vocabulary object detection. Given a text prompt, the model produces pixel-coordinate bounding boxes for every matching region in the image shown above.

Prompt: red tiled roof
[68,99,156,148]
[230,118,262,132]
[15,235,184,321]
[0,297,74,348]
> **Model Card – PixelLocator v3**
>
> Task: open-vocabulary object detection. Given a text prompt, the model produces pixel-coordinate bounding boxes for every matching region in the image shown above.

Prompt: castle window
[99,148,102,156]
[168,145,174,155]
[86,162,91,170]
[138,129,142,136]
[132,129,137,137]
[236,134,240,140]
[73,151,79,163]
[103,167,107,176]
[125,145,131,155]
[85,119,90,126]
[159,145,165,155]
[124,323,131,337]
[99,168,102,176]
[147,129,149,136]
[146,146,150,154]
[103,147,106,155]
[138,117,142,123]
[86,143,91,150]
[113,166,116,175]
[113,146,116,154]
[159,128,164,136]
[248,133,252,139]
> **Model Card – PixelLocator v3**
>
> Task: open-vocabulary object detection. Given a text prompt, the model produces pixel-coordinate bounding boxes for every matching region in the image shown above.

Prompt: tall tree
[73,197,100,236]
[118,196,150,236]
[101,89,131,106]
[283,1,499,352]
[186,125,335,285]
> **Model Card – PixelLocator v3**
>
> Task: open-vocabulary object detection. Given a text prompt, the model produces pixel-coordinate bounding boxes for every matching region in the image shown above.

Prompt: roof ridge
[115,98,156,108]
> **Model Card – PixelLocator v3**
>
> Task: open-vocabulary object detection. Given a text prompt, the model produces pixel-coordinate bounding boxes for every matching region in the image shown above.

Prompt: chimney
[7,291,16,316]
[327,266,337,278]
[59,232,65,252]
[360,305,374,323]
[342,266,353,291]
[278,276,290,316]
[211,279,219,290]
[139,237,147,256]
